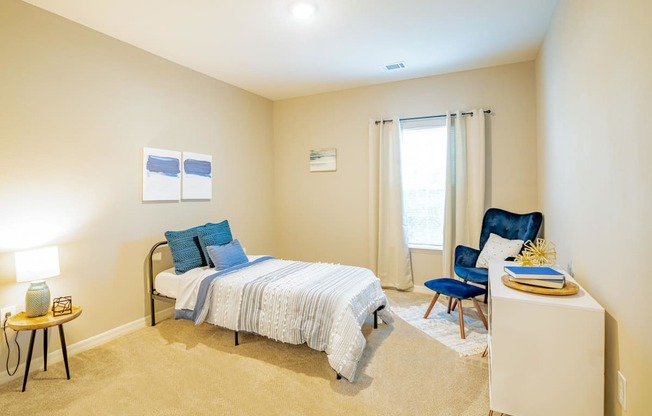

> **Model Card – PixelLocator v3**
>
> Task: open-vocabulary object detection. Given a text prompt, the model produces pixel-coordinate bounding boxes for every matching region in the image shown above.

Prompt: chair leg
[451,298,458,311]
[447,297,453,314]
[472,298,488,329]
[423,293,440,319]
[457,300,466,339]
[483,290,488,304]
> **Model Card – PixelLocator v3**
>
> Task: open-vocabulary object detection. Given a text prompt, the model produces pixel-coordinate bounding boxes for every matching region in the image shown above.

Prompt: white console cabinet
[488,260,604,415]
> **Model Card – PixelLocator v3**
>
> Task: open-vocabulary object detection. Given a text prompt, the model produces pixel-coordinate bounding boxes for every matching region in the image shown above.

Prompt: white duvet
[174,257,392,381]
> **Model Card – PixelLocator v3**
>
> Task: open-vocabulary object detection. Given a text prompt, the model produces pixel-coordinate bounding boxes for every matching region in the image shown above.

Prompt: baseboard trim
[0,307,174,386]
[412,284,431,295]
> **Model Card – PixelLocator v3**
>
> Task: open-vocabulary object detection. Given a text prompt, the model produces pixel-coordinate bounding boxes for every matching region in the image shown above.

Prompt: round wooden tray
[501,275,579,296]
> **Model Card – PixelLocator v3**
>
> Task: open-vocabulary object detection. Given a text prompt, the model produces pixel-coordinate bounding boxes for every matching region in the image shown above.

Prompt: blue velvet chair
[454,208,543,299]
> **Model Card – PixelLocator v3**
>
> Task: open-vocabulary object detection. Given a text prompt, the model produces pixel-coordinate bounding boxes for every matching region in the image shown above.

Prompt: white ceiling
[21,0,559,101]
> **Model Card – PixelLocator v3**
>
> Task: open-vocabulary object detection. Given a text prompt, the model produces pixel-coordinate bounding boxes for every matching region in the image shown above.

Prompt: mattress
[154,255,266,298]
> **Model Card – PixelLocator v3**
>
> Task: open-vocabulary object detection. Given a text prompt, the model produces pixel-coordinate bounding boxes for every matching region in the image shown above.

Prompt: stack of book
[504,265,566,289]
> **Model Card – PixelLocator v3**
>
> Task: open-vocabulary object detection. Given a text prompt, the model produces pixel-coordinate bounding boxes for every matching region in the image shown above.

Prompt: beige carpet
[0,290,489,416]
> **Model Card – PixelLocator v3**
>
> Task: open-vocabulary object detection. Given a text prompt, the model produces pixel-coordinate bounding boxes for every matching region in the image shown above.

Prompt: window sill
[409,245,443,254]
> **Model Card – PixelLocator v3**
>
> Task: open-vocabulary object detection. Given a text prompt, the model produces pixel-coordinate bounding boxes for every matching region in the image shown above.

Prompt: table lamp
[15,246,60,317]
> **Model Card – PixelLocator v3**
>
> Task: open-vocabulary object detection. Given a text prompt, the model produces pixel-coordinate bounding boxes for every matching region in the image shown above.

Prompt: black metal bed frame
[147,241,175,327]
[147,240,386,379]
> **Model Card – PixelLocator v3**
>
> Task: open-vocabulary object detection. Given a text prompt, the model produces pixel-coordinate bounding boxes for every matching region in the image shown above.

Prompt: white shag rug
[392,301,488,356]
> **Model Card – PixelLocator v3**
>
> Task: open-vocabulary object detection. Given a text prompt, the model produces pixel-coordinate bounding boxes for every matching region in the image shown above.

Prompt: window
[400,118,448,248]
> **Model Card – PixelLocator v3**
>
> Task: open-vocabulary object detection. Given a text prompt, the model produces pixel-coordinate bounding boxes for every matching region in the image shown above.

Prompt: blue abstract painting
[143,147,181,201]
[146,155,180,177]
[182,152,212,200]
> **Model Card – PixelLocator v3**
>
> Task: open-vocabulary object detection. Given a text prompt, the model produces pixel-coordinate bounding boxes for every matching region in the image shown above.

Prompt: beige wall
[11,2,645,410]
[0,0,274,350]
[536,0,652,414]
[273,62,539,286]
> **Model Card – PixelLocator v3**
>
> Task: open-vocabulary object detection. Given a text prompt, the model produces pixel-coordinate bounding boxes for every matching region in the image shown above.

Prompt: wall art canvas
[310,148,337,172]
[142,147,181,201]
[182,152,212,200]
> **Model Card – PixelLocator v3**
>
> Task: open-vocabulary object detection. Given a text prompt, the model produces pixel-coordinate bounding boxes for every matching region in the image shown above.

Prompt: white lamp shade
[15,246,60,282]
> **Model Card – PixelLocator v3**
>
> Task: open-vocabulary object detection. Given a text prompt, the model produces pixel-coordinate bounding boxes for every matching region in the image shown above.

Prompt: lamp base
[26,281,51,317]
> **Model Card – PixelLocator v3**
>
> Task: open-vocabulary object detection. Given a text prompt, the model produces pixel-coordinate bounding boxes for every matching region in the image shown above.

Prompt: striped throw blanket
[175,257,392,381]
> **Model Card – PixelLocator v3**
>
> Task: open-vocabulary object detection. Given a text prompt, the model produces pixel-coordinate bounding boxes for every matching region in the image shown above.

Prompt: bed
[147,240,392,382]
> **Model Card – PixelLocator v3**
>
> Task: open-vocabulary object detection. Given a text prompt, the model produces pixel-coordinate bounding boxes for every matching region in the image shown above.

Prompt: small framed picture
[310,148,337,172]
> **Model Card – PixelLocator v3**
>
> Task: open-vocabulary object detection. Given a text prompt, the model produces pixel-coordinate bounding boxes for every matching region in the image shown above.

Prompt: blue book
[504,266,565,281]
[507,275,566,289]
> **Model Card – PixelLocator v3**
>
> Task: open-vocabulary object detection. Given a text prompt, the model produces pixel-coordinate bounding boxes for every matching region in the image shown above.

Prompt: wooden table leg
[22,330,37,392]
[43,327,48,371]
[58,325,70,380]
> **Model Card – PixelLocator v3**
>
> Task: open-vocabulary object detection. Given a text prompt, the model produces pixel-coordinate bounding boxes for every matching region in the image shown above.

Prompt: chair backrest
[478,208,543,250]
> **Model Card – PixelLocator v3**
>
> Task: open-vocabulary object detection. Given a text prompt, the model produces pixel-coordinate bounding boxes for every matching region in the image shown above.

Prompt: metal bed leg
[150,296,156,327]
[234,331,239,346]
[373,305,386,329]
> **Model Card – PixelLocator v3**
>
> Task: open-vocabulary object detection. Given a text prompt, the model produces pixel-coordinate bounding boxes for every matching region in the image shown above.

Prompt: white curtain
[368,119,413,290]
[442,109,486,277]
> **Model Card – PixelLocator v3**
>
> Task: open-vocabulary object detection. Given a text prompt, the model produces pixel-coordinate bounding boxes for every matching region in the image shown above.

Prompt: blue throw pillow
[206,239,248,271]
[165,220,233,274]
[165,225,206,274]
[198,220,233,267]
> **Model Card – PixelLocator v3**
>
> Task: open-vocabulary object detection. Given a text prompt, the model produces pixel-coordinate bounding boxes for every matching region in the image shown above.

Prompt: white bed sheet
[154,256,266,298]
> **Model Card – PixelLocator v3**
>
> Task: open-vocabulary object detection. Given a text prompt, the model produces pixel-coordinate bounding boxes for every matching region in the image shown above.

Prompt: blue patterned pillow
[165,225,206,274]
[197,220,233,268]
[206,239,248,271]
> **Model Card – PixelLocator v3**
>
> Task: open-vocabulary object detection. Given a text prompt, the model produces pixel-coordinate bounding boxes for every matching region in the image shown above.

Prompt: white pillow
[475,233,524,268]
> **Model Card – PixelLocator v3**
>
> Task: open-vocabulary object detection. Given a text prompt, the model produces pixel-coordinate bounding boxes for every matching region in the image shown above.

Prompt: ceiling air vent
[384,61,406,71]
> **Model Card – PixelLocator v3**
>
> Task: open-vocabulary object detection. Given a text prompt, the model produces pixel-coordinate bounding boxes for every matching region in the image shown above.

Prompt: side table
[487,261,604,415]
[7,305,82,392]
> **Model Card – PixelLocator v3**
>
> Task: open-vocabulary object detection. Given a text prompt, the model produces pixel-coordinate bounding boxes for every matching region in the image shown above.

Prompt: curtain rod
[375,109,491,125]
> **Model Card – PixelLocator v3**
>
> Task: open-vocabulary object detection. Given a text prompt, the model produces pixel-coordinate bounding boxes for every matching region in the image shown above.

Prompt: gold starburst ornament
[514,238,557,266]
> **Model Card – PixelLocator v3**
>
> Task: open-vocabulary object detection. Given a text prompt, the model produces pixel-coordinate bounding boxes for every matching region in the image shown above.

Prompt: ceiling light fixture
[290,1,317,19]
